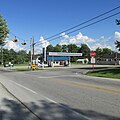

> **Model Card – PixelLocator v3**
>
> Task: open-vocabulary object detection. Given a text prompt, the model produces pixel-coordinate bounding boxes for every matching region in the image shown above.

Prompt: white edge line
[9,80,91,120]
[10,80,37,94]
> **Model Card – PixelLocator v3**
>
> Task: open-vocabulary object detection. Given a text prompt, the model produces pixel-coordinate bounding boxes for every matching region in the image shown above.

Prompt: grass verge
[86,68,120,79]
[13,67,48,71]
[14,68,30,71]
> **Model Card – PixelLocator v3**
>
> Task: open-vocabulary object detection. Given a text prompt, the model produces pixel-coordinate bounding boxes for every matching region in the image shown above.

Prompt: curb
[0,81,42,120]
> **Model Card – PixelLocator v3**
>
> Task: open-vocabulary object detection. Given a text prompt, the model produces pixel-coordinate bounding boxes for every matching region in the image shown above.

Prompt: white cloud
[39,36,50,48]
[59,32,116,51]
[59,32,96,45]
[76,32,96,43]
[60,32,69,39]
[90,43,112,51]
[5,41,23,51]
[115,32,120,40]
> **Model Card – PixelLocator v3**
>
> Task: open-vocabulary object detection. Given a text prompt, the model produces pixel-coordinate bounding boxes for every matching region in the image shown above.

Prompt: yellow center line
[45,77,120,94]
[61,80,120,94]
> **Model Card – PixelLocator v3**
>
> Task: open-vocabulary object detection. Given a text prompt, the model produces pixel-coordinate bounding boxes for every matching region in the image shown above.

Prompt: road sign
[91,57,95,71]
[32,64,36,70]
[90,51,96,57]
[91,57,95,64]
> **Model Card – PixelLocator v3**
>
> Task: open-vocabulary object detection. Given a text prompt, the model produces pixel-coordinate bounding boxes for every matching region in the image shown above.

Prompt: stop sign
[90,51,96,57]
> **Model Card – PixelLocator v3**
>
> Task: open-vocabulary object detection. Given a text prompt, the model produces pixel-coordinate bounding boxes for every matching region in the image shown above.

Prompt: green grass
[14,67,48,71]
[14,62,28,66]
[14,68,30,71]
[86,68,120,79]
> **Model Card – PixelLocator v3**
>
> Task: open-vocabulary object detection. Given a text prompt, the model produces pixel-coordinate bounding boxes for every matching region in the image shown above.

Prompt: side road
[0,83,41,120]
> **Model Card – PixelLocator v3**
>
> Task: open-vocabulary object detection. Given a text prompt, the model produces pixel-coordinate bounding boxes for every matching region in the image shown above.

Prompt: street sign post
[91,57,95,64]
[91,57,95,71]
[90,52,96,71]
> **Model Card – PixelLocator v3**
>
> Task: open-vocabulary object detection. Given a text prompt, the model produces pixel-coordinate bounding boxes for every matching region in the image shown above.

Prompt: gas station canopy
[48,52,82,57]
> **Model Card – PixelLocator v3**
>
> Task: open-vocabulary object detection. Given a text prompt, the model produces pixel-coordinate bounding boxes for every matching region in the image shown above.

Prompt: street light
[21,42,27,45]
[12,36,19,42]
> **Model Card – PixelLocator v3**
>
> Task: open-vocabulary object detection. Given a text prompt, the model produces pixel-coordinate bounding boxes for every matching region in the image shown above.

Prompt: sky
[0,0,120,53]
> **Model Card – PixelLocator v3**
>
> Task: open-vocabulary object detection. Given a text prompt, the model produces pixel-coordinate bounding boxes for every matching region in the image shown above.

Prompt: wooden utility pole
[32,37,35,60]
[30,38,33,65]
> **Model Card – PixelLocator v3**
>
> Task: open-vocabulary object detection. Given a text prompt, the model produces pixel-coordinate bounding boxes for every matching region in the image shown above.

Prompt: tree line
[0,14,119,65]
[0,44,115,65]
[46,44,115,62]
[0,48,29,65]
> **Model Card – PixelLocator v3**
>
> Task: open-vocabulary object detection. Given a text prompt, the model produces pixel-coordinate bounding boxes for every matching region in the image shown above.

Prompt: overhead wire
[34,5,120,45]
[8,5,120,52]
[33,11,120,48]
[10,32,26,41]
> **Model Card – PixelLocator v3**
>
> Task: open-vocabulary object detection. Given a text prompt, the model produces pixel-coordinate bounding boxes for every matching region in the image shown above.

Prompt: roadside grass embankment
[86,67,120,79]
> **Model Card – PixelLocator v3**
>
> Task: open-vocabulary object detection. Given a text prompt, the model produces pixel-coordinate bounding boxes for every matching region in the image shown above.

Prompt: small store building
[46,52,82,67]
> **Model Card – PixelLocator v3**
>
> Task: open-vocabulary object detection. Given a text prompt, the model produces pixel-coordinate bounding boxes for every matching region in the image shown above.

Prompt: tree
[115,40,120,51]
[0,15,9,45]
[95,47,103,59]
[62,45,68,52]
[9,49,17,62]
[46,44,54,52]
[53,44,62,52]
[2,48,9,64]
[116,19,120,25]
[68,44,79,53]
[78,44,90,58]
[17,50,29,63]
[102,48,112,55]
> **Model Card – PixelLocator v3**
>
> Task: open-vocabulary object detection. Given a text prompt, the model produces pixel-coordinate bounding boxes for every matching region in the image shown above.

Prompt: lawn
[86,68,120,79]
[14,62,29,66]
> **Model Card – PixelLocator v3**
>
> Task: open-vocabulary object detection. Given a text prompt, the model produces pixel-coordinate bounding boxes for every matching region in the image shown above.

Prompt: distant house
[76,58,89,64]
[96,53,120,65]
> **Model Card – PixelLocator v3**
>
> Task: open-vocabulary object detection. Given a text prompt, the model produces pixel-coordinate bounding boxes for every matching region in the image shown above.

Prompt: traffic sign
[32,64,36,70]
[91,57,95,64]
[90,51,96,57]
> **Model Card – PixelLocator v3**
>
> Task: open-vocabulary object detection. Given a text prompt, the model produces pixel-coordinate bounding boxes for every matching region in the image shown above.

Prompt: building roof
[48,52,82,56]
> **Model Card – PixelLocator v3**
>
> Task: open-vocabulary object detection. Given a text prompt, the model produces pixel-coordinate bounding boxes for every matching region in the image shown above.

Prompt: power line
[34,5,120,45]
[33,11,120,48]
[9,5,120,51]
[10,32,26,41]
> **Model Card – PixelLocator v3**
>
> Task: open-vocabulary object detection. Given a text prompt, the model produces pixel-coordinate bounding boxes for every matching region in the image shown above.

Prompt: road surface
[0,67,120,120]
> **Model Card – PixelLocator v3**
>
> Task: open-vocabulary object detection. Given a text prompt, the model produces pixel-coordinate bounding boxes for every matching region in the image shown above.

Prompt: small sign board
[91,57,95,64]
[32,64,36,70]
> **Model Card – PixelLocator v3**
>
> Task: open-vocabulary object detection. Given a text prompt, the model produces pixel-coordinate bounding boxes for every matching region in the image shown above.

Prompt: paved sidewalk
[0,83,40,120]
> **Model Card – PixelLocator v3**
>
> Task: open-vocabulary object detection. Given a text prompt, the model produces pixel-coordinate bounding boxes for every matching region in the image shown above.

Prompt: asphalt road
[0,67,120,120]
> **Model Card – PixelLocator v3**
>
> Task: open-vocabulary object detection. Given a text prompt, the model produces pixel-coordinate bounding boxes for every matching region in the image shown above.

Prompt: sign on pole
[90,52,96,71]
[90,51,96,57]
[91,57,95,64]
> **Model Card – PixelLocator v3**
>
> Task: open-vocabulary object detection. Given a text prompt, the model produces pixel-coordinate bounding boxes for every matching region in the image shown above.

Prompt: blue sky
[0,0,120,53]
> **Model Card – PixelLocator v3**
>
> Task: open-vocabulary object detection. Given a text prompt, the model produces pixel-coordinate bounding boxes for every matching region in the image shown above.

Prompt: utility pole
[30,38,33,65]
[1,46,3,65]
[32,37,35,60]
[30,37,36,70]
